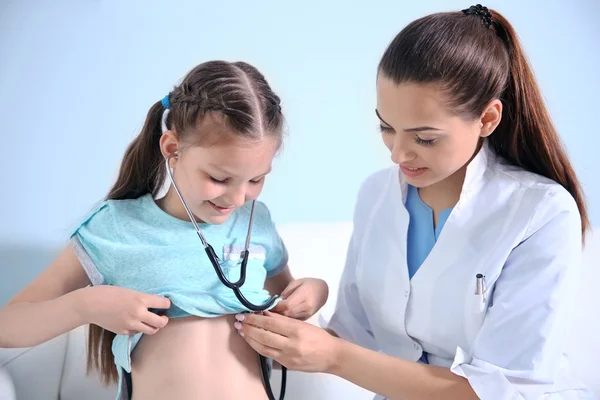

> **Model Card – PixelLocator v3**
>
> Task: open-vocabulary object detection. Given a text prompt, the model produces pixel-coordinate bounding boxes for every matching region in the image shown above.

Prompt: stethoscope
[165,152,287,400]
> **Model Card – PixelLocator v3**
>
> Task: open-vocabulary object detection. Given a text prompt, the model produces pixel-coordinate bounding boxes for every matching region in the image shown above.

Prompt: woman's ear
[159,130,180,167]
[479,99,502,137]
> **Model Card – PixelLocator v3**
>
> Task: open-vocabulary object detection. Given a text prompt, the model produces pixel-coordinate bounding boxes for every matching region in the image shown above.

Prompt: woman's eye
[379,125,394,133]
[415,136,436,146]
[250,178,264,185]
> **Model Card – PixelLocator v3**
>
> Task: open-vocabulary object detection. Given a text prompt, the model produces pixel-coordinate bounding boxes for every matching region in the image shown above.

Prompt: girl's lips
[208,201,234,214]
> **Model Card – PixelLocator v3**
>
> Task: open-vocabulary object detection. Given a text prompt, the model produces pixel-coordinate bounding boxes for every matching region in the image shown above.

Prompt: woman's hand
[234,311,340,373]
[271,278,329,321]
[85,285,171,335]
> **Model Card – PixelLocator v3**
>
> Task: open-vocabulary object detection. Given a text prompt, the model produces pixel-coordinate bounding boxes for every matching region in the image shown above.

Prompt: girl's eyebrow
[208,163,272,178]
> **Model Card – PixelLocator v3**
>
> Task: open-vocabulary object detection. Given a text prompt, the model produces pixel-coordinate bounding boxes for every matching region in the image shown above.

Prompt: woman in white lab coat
[234,5,594,399]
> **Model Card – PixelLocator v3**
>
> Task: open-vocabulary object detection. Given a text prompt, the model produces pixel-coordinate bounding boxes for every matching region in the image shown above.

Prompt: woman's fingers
[243,333,283,361]
[236,312,297,337]
[235,321,288,350]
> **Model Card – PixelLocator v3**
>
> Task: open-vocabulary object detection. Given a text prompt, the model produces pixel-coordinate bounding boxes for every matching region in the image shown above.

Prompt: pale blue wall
[1,0,598,303]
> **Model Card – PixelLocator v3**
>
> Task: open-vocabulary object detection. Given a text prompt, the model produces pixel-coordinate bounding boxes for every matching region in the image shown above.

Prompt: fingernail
[234,322,242,330]
[238,331,245,337]
[235,314,245,321]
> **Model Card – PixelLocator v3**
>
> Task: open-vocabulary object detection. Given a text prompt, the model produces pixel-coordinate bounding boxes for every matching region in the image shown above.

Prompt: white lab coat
[326,142,594,399]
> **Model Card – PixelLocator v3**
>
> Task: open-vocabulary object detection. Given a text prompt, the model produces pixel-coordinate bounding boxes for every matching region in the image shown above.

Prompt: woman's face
[376,76,498,189]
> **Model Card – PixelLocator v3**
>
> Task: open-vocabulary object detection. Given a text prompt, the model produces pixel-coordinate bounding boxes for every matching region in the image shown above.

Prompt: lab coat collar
[397,139,494,200]
[461,139,493,197]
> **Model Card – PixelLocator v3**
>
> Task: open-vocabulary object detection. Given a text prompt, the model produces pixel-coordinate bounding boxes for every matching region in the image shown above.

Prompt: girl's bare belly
[130,315,268,400]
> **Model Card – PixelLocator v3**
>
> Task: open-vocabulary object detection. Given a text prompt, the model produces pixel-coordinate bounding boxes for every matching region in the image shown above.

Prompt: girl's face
[376,77,500,190]
[161,112,279,225]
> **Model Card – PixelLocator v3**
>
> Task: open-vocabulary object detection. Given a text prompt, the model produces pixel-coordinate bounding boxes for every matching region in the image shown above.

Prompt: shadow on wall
[0,244,61,307]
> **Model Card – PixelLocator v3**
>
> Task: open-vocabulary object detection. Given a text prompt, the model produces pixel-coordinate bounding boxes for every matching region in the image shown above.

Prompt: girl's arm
[0,243,93,347]
[0,242,172,348]
[264,265,294,296]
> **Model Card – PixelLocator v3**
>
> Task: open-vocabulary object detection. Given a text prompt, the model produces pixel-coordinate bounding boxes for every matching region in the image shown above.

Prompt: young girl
[233,5,595,400]
[0,60,328,400]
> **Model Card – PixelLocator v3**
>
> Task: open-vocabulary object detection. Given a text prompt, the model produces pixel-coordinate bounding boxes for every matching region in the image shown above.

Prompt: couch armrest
[0,333,68,399]
[0,367,16,400]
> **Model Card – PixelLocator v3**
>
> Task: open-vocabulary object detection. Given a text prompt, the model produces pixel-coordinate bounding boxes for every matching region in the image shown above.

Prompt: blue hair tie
[161,94,170,109]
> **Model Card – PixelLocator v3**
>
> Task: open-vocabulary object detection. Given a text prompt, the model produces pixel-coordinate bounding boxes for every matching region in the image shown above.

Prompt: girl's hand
[272,278,329,321]
[85,285,171,335]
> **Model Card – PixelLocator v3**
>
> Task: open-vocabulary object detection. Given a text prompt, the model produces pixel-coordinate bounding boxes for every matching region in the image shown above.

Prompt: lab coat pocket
[468,293,487,341]
[471,294,486,314]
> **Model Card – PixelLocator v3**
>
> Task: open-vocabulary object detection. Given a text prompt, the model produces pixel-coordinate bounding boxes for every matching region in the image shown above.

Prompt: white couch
[1,223,598,399]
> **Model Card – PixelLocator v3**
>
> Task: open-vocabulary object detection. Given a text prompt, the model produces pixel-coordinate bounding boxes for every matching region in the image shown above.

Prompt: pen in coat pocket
[475,273,485,296]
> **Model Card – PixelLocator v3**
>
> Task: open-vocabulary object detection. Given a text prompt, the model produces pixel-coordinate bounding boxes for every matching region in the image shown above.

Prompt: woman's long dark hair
[378,7,589,240]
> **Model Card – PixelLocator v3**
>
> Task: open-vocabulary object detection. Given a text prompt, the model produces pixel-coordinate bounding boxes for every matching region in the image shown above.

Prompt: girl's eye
[210,177,228,184]
[211,176,264,185]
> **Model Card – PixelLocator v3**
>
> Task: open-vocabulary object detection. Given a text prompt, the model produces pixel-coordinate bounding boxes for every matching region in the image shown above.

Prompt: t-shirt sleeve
[69,201,118,286]
[254,202,288,277]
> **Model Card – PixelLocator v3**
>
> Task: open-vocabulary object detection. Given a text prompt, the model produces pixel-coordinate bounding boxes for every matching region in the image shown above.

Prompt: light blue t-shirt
[405,185,453,366]
[70,193,287,399]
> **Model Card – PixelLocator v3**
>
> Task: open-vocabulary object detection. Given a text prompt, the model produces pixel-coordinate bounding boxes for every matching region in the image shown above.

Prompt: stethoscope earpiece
[166,152,179,169]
